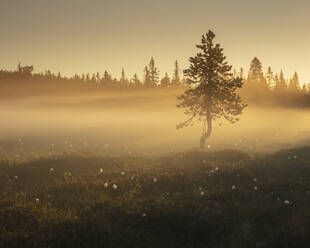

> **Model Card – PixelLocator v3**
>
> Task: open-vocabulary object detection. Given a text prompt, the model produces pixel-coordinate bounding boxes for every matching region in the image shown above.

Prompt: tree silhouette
[177,30,247,149]
[266,66,273,88]
[131,73,142,88]
[171,60,180,86]
[160,72,171,87]
[148,57,159,87]
[246,57,269,99]
[143,66,152,88]
[288,72,300,94]
[274,70,287,97]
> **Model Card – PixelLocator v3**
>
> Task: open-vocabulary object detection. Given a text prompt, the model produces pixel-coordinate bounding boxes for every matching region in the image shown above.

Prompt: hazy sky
[1,0,310,83]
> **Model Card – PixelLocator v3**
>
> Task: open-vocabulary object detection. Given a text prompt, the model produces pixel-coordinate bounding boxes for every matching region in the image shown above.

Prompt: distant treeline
[0,58,185,91]
[1,57,310,107]
[240,57,310,107]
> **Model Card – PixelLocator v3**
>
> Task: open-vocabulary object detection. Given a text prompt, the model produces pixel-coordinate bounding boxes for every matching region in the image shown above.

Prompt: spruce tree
[177,30,247,149]
[161,72,171,87]
[148,57,159,87]
[274,71,287,99]
[288,72,300,93]
[143,66,152,88]
[131,73,142,88]
[266,66,273,88]
[246,57,269,98]
[171,60,180,86]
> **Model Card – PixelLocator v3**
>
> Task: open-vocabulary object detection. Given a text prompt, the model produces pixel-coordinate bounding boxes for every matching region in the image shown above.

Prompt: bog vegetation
[1,147,310,248]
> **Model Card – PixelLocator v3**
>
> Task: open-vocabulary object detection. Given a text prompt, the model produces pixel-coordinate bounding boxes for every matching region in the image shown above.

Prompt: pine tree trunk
[200,114,212,149]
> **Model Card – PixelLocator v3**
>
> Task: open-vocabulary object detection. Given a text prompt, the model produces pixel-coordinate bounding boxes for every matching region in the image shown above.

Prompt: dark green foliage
[177,30,247,148]
[178,30,246,127]
[1,147,310,247]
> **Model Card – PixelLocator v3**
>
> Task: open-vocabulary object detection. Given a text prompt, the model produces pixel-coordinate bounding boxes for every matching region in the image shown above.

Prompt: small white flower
[35,198,40,203]
[200,191,205,196]
[14,175,18,179]
[104,182,108,188]
[232,185,236,190]
[215,167,219,171]
[50,168,54,172]
[99,168,103,173]
[142,213,147,217]
[254,186,258,191]
[121,171,125,175]
[153,177,157,182]
[112,184,118,190]
[293,155,297,159]
[207,145,211,149]
[284,200,290,205]
[253,178,257,182]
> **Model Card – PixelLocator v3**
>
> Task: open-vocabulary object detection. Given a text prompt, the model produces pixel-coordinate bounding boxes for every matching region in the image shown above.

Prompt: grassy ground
[1,147,310,248]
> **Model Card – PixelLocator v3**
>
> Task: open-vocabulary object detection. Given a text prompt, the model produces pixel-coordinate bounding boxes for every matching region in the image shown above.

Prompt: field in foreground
[1,147,310,248]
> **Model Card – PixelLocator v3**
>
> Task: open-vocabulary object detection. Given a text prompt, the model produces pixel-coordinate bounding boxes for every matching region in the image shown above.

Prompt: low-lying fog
[1,90,310,158]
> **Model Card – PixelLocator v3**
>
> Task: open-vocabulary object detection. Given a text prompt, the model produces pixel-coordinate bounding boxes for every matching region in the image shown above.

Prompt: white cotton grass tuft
[112,184,118,190]
[254,186,258,191]
[99,168,103,173]
[104,182,108,188]
[14,175,18,179]
[200,191,205,196]
[253,178,257,182]
[232,185,236,190]
[35,198,40,203]
[142,213,147,217]
[153,177,157,183]
[50,168,54,172]
[284,200,290,205]
[121,171,125,176]
[215,167,219,171]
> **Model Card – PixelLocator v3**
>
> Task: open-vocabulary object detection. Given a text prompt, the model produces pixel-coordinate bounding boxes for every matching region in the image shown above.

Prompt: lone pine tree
[177,30,247,149]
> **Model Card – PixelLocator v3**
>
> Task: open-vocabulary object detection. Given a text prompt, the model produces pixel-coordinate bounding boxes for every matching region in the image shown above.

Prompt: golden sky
[1,0,310,83]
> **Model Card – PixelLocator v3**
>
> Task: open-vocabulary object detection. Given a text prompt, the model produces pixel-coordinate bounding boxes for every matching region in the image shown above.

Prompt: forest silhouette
[1,57,310,108]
